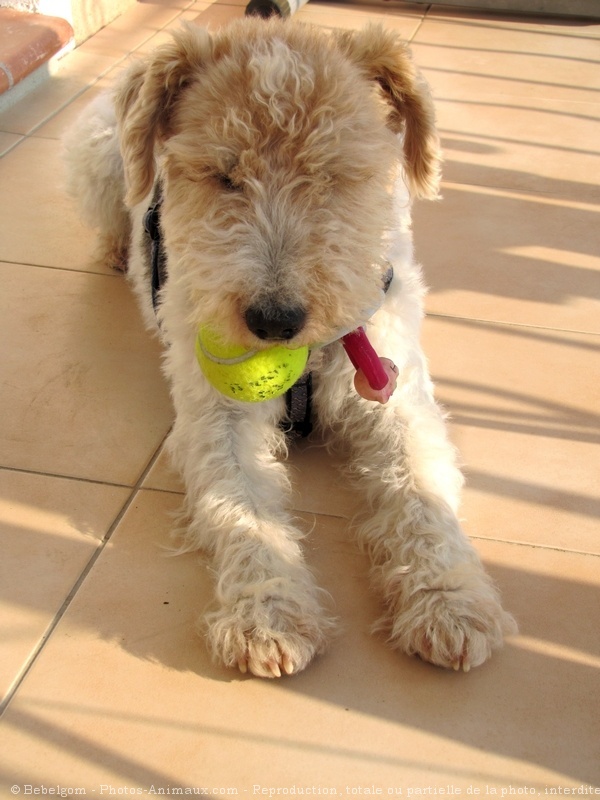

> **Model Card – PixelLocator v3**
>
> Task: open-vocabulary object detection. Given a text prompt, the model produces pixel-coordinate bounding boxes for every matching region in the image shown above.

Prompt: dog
[63,17,516,678]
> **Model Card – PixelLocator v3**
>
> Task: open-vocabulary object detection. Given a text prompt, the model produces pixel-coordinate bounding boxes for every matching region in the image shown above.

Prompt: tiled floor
[1,0,599,793]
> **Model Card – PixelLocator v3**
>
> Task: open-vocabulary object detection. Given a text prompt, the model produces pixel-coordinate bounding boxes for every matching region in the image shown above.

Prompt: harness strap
[143,194,167,315]
[283,372,313,438]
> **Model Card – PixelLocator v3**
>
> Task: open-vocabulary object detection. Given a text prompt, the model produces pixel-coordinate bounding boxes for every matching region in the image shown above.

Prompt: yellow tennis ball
[196,326,309,403]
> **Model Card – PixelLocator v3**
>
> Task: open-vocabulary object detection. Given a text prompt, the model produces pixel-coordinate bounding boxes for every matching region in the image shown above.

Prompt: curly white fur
[63,17,516,678]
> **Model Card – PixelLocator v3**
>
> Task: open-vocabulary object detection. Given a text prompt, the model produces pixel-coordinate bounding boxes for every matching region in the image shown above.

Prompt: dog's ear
[113,23,213,206]
[335,26,441,200]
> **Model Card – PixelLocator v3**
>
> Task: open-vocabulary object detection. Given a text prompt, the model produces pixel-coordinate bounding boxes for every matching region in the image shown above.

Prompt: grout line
[292,508,351,524]
[0,462,184,495]
[0,464,131,490]
[0,258,125,278]
[425,311,600,338]
[407,3,432,43]
[470,535,600,559]
[0,133,25,157]
[291,517,600,561]
[0,441,169,718]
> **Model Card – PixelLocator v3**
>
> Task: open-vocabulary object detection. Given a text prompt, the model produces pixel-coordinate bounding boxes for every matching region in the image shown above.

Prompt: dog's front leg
[316,347,516,671]
[167,395,333,678]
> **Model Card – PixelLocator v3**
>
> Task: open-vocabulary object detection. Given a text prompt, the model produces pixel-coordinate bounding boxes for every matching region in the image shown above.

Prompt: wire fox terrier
[63,17,516,678]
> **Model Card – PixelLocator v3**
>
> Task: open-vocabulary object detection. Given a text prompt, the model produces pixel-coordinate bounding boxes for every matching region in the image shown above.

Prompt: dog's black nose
[244,305,307,341]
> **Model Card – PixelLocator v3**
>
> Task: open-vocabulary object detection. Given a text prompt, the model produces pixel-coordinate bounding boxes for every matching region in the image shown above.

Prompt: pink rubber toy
[342,328,398,404]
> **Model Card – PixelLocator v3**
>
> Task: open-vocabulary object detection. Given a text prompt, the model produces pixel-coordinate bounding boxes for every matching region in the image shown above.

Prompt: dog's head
[114,18,440,348]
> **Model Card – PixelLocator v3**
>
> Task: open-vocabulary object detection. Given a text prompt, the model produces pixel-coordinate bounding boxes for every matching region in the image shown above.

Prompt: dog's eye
[216,173,239,192]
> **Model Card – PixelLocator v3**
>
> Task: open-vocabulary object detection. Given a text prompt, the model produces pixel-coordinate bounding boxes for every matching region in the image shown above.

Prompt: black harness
[144,193,167,315]
[143,195,391,439]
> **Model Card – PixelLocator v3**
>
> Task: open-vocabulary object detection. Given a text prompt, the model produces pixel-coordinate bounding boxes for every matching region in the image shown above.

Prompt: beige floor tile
[1,490,598,789]
[322,0,425,8]
[429,98,600,201]
[413,183,600,331]
[142,443,184,494]
[165,6,214,24]
[189,0,218,9]
[138,0,197,9]
[407,15,600,203]
[421,315,600,554]
[0,131,23,156]
[32,76,114,140]
[77,0,186,52]
[68,1,195,77]
[120,8,213,55]
[288,436,360,518]
[193,2,245,27]
[296,0,426,36]
[199,0,246,8]
[0,137,101,271]
[426,5,600,38]
[0,49,121,136]
[72,17,173,64]
[300,0,426,16]
[0,262,173,483]
[413,13,600,104]
[0,469,130,705]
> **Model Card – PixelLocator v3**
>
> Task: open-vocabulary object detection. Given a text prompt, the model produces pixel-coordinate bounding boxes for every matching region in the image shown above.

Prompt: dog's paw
[205,582,334,678]
[381,565,517,672]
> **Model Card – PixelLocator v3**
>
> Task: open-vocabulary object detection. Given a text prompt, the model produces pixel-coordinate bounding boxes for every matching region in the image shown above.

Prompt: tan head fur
[113,18,441,348]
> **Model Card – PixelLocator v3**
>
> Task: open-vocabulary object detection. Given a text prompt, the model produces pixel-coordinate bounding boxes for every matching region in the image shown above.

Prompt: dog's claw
[238,659,248,674]
[282,654,295,675]
[268,661,282,678]
[451,655,471,672]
